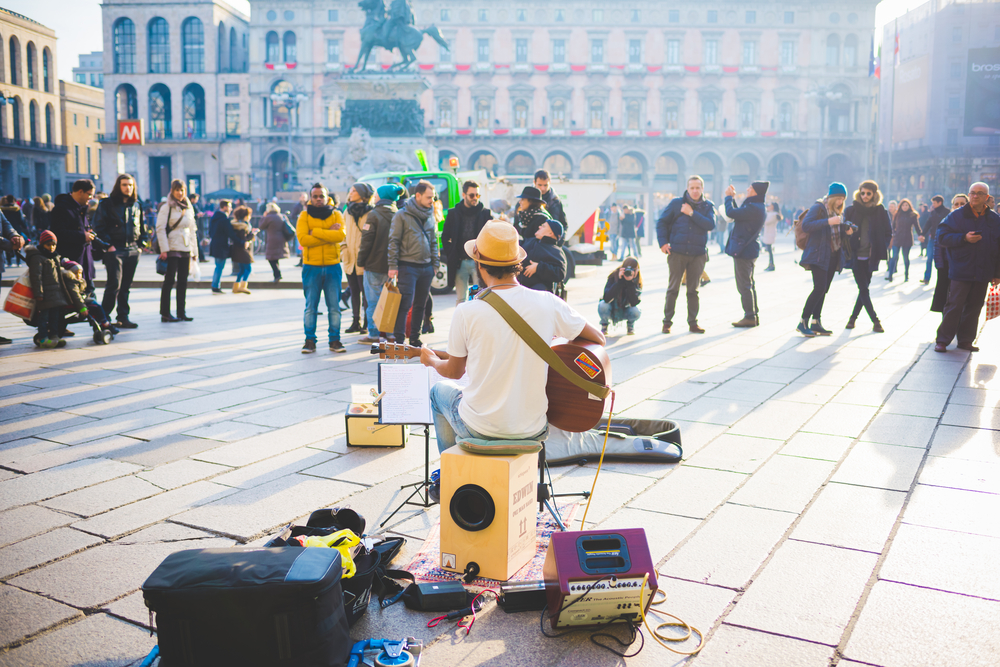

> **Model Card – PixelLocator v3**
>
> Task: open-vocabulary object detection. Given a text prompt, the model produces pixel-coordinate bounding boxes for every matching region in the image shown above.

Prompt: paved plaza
[0,239,998,666]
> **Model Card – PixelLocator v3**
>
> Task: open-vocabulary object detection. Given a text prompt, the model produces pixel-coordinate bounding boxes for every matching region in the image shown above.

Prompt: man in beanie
[797,182,851,337]
[518,219,567,292]
[441,180,493,303]
[387,180,440,347]
[356,183,403,343]
[419,221,605,458]
[724,181,769,327]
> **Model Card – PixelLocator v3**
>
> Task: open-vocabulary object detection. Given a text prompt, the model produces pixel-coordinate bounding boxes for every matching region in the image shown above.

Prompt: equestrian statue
[352,0,449,72]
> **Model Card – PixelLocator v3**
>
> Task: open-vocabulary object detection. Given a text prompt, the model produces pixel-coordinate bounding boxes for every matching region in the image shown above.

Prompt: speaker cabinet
[439,446,539,581]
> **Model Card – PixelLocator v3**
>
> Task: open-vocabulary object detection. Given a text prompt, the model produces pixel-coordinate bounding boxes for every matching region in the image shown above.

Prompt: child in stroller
[58,260,117,345]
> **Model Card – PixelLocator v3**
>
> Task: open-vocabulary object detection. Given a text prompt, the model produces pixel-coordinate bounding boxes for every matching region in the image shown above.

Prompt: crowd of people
[1,168,998,354]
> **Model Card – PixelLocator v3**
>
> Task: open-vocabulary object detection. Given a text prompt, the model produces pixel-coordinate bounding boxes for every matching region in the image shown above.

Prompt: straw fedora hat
[464,221,528,267]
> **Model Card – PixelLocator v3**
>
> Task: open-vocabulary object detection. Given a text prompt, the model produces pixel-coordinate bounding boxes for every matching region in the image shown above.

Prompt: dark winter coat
[656,194,717,256]
[513,205,552,241]
[890,210,921,248]
[25,245,69,310]
[601,273,641,308]
[724,194,766,260]
[921,204,948,241]
[208,210,237,259]
[0,206,28,239]
[619,212,637,239]
[843,199,892,265]
[799,201,850,272]
[49,194,95,281]
[540,188,566,229]
[356,201,396,275]
[229,220,255,265]
[441,201,492,285]
[258,212,291,261]
[519,237,567,292]
[32,204,51,234]
[92,197,145,251]
[388,198,439,269]
[937,205,1000,283]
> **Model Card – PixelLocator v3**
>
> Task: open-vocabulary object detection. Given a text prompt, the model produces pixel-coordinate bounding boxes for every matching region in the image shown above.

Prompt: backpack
[793,210,809,251]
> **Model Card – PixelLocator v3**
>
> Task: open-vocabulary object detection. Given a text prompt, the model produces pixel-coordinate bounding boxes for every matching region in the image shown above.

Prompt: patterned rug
[405,502,582,590]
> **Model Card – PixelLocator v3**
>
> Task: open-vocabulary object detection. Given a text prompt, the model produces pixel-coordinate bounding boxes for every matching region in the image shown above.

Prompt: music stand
[537,442,589,531]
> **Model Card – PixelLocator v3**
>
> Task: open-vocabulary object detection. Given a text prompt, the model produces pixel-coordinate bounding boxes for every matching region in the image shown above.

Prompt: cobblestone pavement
[1,240,997,666]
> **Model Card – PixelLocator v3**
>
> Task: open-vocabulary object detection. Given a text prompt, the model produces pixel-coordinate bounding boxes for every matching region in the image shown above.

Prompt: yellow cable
[640,582,705,655]
[578,391,616,530]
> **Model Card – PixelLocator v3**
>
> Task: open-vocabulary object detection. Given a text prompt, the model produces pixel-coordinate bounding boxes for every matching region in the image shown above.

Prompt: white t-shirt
[448,285,588,438]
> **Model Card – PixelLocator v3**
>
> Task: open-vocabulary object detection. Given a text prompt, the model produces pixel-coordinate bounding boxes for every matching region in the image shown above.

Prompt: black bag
[281,215,295,242]
[142,547,351,667]
[155,257,168,275]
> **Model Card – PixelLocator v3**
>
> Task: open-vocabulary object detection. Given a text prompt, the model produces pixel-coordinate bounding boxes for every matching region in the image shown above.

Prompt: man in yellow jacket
[296,183,347,353]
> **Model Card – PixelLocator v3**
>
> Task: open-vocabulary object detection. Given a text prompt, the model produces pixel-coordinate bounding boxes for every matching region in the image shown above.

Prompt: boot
[231,281,240,294]
[345,319,363,334]
[240,281,252,295]
[811,319,833,336]
[796,319,817,337]
[873,320,884,333]
[845,317,856,329]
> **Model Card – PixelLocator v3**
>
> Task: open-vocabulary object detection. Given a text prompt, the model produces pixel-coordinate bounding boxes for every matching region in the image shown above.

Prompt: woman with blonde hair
[156,179,198,321]
[796,182,854,337]
[258,201,290,281]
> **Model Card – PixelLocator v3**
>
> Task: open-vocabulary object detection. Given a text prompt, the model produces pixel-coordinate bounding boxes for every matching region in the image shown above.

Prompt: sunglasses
[860,191,874,196]
[466,193,481,198]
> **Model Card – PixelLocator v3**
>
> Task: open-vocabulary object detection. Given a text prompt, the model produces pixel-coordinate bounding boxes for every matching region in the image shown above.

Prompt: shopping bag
[986,283,1000,321]
[3,271,35,320]
[373,281,400,333]
[189,254,202,282]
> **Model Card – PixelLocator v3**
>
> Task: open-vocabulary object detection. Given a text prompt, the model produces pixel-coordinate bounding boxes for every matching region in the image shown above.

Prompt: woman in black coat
[519,219,567,292]
[842,180,892,332]
[93,174,145,328]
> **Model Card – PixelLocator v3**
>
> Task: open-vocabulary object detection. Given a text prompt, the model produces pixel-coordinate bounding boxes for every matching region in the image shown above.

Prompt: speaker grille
[450,484,496,532]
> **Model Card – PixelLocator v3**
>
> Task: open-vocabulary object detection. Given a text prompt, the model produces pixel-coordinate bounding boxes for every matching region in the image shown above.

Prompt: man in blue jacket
[656,175,716,334]
[934,182,1000,353]
[724,181,768,327]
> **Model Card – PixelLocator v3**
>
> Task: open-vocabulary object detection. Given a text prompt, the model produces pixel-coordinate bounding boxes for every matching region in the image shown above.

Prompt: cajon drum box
[345,403,409,447]
[439,446,539,581]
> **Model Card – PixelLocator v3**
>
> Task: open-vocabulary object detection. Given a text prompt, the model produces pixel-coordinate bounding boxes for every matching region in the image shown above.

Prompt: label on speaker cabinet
[508,473,536,559]
[556,576,647,627]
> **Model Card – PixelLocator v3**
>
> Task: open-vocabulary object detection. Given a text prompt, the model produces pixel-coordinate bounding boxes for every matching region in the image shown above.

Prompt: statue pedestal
[325,72,429,101]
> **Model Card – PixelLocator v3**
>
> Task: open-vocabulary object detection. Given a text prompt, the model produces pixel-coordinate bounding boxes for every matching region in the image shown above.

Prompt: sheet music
[378,364,433,424]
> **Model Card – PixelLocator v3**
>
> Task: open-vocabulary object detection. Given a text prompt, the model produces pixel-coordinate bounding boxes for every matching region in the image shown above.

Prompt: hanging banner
[965,47,1000,137]
[892,56,929,144]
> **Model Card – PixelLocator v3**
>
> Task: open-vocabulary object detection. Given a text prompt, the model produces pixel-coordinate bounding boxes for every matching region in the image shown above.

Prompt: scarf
[347,201,373,223]
[169,194,191,210]
[307,204,333,220]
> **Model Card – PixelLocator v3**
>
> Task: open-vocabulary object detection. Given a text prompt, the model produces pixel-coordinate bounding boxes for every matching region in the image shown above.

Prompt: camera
[622,267,635,278]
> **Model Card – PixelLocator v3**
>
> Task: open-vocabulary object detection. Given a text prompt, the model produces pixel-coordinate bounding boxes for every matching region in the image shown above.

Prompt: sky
[3,0,923,82]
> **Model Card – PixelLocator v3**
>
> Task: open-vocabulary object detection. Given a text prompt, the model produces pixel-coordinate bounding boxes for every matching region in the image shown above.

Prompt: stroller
[24,306,114,347]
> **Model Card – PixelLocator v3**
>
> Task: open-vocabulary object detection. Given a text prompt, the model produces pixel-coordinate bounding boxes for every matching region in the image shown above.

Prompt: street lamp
[807,87,843,191]
[269,89,309,192]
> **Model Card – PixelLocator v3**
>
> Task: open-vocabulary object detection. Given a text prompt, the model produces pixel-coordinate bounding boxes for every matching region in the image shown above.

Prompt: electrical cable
[641,586,705,655]
[578,390,616,530]
[538,573,643,658]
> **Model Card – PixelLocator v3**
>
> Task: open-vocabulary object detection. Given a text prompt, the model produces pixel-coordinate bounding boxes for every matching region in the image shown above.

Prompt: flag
[894,23,900,66]
[874,42,881,79]
[869,36,877,77]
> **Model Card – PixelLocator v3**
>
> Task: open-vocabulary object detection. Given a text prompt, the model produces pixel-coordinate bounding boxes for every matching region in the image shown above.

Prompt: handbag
[155,257,168,275]
[986,283,1000,321]
[281,215,295,242]
[3,271,35,320]
[373,280,401,332]
[150,208,182,255]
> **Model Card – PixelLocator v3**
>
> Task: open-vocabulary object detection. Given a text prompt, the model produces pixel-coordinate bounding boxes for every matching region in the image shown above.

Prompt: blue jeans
[618,237,639,259]
[394,263,434,343]
[924,238,935,282]
[236,263,252,282]
[363,269,388,337]
[37,307,60,340]
[212,257,227,290]
[888,245,911,278]
[453,259,478,304]
[607,234,619,257]
[302,263,342,343]
[598,301,641,326]
[430,381,546,454]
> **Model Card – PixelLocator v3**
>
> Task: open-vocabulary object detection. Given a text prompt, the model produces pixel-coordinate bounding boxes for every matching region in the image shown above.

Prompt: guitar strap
[480,290,611,400]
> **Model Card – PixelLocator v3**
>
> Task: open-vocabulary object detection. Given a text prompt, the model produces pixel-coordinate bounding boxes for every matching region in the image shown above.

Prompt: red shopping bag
[986,283,1000,321]
[3,271,35,320]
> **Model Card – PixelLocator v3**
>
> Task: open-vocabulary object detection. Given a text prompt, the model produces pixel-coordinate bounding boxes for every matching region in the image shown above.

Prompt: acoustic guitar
[370,339,612,433]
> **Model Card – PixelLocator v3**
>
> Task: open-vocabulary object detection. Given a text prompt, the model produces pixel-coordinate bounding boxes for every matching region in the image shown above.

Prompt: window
[478,9,488,22]
[476,99,491,129]
[667,39,681,65]
[516,10,526,22]
[75,74,86,83]
[555,9,565,22]
[328,9,338,21]
[743,41,757,65]
[86,147,91,174]
[844,35,858,67]
[746,10,756,24]
[515,39,528,63]
[947,128,958,145]
[225,83,239,96]
[950,62,962,78]
[97,118,101,130]
[826,34,840,66]
[705,40,718,65]
[589,99,603,129]
[703,100,717,130]
[116,84,138,121]
[440,9,450,21]
[283,31,296,63]
[226,103,240,136]
[182,17,205,73]
[948,96,960,110]
[270,80,293,129]
[552,39,566,63]
[113,18,136,74]
[551,99,565,129]
[477,39,489,63]
[226,175,241,190]
[513,100,528,128]
[593,9,603,23]
[10,99,19,140]
[629,40,642,64]
[781,40,796,66]
[631,9,641,23]
[626,99,641,130]
[73,113,77,126]
[149,83,171,138]
[438,98,453,128]
[183,84,206,138]
[740,102,754,130]
[148,17,170,73]
[779,102,793,131]
[230,27,238,71]
[85,117,90,128]
[830,13,840,24]
[266,32,280,63]
[42,49,50,92]
[591,40,604,64]
[440,39,451,62]
[664,105,679,129]
[784,11,794,24]
[669,9,680,23]
[327,39,341,63]
[707,10,718,23]
[28,102,37,142]
[8,38,17,86]
[26,43,35,89]
[74,146,79,173]
[266,9,276,21]
[952,27,962,43]
[283,10,293,21]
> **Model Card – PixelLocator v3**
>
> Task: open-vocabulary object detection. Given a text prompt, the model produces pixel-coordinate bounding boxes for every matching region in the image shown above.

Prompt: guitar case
[544,418,682,466]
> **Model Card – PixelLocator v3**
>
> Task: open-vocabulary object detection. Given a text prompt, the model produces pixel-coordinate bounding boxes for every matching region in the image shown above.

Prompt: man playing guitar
[420,221,606,454]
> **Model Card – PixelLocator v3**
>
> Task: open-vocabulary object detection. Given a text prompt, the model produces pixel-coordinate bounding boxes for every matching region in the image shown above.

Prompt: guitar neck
[370,342,449,361]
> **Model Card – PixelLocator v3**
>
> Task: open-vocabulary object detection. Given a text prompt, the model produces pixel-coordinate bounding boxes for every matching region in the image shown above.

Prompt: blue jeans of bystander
[302,263,343,343]
[363,270,388,337]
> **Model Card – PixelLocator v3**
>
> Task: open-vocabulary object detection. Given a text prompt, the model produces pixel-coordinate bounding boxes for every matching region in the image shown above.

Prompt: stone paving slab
[0,506,73,549]
[135,458,231,490]
[0,458,142,512]
[630,466,747,519]
[0,613,156,667]
[830,441,926,491]
[901,484,1000,538]
[791,482,907,553]
[684,433,784,474]
[0,435,148,475]
[0,527,104,579]
[728,454,837,513]
[778,432,855,462]
[918,455,1000,494]
[0,584,82,649]
[39,475,162,517]
[689,624,833,667]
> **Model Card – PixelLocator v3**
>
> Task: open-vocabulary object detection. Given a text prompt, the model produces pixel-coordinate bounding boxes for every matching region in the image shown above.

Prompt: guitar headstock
[369,341,421,361]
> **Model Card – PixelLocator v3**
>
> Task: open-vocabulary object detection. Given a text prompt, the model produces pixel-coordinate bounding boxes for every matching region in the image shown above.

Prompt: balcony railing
[0,136,68,153]
[97,132,232,143]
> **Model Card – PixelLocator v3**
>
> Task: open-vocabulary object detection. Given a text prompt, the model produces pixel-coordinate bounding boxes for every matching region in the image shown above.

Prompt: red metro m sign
[118,120,144,145]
